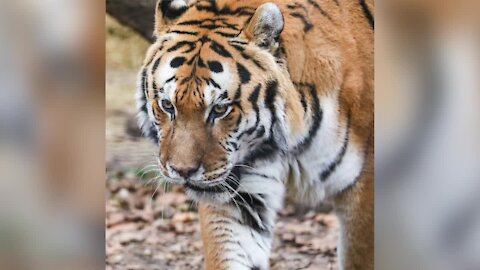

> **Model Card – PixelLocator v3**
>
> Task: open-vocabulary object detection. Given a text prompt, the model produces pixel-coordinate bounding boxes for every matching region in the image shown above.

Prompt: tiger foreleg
[199,169,285,270]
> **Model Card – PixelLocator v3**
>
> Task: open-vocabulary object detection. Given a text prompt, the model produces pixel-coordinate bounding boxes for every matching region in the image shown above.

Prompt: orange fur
[141,0,374,269]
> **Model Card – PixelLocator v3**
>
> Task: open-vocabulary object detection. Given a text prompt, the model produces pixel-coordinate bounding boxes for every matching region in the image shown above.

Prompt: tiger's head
[137,0,290,203]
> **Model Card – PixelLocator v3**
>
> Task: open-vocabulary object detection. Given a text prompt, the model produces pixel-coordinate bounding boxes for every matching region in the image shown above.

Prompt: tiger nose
[170,163,200,178]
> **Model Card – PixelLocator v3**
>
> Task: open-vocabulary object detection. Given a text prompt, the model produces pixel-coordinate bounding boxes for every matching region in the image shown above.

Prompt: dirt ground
[105,172,339,270]
[106,16,339,270]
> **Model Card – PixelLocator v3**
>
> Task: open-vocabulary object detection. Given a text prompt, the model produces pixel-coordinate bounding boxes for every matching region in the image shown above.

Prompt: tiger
[136,0,374,269]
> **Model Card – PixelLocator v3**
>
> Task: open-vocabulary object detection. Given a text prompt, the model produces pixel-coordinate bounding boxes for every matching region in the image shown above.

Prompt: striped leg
[199,167,285,270]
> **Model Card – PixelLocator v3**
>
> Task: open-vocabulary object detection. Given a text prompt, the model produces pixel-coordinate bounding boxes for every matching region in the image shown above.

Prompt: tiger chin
[136,0,374,269]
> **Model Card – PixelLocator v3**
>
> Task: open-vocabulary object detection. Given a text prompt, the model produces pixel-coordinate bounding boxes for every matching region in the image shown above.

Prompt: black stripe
[242,171,276,181]
[243,134,278,165]
[210,40,232,58]
[140,68,148,115]
[152,81,158,93]
[179,77,191,85]
[287,4,297,10]
[307,0,333,21]
[339,133,372,193]
[320,113,352,181]
[214,31,238,38]
[293,83,323,154]
[359,0,374,29]
[184,176,239,193]
[248,84,261,103]
[229,40,248,45]
[299,89,308,113]
[264,80,278,122]
[207,60,223,73]
[152,57,161,73]
[251,59,266,71]
[255,125,266,139]
[170,57,186,68]
[287,2,308,11]
[210,219,231,226]
[186,55,196,65]
[167,41,196,53]
[230,44,266,71]
[195,1,219,14]
[234,85,242,100]
[195,1,254,17]
[168,30,199,36]
[209,78,221,89]
[240,81,280,164]
[140,68,159,143]
[178,19,203,26]
[232,192,269,235]
[198,57,206,67]
[228,141,238,151]
[198,24,222,30]
[183,19,239,31]
[218,257,251,268]
[290,12,314,32]
[165,76,176,84]
[244,84,261,135]
[237,63,251,84]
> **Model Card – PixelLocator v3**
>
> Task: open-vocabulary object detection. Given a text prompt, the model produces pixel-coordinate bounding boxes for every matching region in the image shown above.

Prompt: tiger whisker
[221,183,243,216]
[224,176,252,207]
[226,174,255,203]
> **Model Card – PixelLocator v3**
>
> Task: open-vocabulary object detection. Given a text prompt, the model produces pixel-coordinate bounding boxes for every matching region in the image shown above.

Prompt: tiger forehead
[152,35,240,106]
[172,0,254,30]
[163,0,251,38]
[149,1,259,108]
[153,59,229,109]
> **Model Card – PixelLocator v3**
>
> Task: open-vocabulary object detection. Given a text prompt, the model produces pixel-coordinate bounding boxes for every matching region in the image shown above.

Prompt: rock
[117,232,146,245]
[107,222,140,241]
[281,233,295,242]
[143,248,152,256]
[109,254,123,264]
[117,188,130,206]
[107,212,125,227]
[172,212,197,224]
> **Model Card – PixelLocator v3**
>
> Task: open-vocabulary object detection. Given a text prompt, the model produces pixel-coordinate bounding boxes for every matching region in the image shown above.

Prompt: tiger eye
[213,104,228,115]
[161,100,174,110]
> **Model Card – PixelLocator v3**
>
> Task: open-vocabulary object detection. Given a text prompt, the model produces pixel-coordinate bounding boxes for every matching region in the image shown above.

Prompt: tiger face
[137,1,287,203]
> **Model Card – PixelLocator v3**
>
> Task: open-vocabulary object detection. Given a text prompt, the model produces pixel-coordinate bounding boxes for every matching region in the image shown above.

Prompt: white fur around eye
[170,0,187,10]
[210,64,232,90]
[156,57,177,85]
[204,64,232,105]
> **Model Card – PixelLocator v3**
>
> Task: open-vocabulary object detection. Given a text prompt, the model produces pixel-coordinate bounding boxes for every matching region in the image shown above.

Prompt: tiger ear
[155,0,189,32]
[244,3,284,49]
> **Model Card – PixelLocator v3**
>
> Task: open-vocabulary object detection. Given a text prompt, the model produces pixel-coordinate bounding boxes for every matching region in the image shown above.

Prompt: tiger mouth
[184,176,239,193]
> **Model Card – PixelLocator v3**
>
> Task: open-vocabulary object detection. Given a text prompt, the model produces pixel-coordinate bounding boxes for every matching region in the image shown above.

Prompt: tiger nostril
[171,164,200,178]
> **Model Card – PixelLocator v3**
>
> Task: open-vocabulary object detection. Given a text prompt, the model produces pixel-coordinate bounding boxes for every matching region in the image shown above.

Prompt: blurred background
[0,0,479,269]
[376,0,480,269]
[0,0,104,269]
